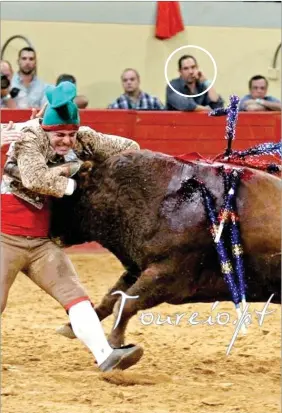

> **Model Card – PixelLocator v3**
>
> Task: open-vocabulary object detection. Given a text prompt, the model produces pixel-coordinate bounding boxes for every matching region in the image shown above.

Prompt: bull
[51,149,281,348]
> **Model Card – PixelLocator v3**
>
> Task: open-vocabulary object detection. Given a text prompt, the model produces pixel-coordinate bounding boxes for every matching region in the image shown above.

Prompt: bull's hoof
[56,323,76,339]
[108,337,125,348]
[99,344,143,372]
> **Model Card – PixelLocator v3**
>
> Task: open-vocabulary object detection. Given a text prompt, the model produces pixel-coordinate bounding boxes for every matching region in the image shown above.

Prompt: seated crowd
[0,47,88,110]
[1,47,281,112]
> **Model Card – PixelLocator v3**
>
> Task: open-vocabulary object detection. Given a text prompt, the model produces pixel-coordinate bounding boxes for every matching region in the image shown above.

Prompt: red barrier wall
[1,109,280,253]
[1,109,281,160]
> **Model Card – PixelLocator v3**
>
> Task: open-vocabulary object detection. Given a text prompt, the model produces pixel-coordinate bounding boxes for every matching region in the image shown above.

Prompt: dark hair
[178,55,198,70]
[18,47,36,59]
[56,73,76,86]
[121,68,140,80]
[248,75,268,89]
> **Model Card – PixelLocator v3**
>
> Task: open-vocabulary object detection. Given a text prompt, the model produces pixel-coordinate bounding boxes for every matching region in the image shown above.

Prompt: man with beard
[166,55,224,112]
[11,47,47,109]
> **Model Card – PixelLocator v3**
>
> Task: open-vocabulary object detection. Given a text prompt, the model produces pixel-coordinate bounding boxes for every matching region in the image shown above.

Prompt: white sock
[68,300,113,366]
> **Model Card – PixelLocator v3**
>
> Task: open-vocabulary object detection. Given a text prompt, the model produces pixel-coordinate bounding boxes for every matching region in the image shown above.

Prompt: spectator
[108,68,164,110]
[166,55,224,112]
[0,60,13,82]
[56,73,89,108]
[1,60,17,108]
[239,75,281,112]
[11,47,47,109]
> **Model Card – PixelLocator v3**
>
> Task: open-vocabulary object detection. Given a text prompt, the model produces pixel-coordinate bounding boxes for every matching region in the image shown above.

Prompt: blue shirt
[108,92,164,110]
[239,94,281,111]
[166,77,224,111]
[11,73,48,109]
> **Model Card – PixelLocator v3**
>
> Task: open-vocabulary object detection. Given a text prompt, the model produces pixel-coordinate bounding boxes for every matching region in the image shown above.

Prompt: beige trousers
[0,232,89,313]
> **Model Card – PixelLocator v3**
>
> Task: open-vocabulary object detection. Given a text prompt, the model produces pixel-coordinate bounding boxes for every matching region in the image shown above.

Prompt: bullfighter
[0,80,143,372]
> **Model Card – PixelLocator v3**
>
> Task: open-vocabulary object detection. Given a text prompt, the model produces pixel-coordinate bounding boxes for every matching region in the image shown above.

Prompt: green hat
[42,81,80,131]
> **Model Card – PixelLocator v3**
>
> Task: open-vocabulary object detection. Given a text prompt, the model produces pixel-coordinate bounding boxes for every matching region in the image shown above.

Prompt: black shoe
[99,344,143,372]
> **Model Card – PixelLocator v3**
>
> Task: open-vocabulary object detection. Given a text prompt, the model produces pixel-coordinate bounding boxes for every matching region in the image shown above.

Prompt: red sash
[1,194,50,237]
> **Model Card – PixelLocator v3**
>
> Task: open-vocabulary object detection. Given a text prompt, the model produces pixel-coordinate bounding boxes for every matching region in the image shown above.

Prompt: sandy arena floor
[1,253,281,413]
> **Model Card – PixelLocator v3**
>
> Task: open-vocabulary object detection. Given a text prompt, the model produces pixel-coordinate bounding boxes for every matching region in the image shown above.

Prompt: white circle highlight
[164,45,218,98]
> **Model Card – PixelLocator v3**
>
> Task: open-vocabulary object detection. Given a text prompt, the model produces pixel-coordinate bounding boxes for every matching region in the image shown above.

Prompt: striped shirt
[108,92,165,110]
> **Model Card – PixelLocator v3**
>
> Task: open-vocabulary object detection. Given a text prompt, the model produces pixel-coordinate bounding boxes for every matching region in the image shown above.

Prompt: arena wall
[1,109,280,167]
[1,108,280,153]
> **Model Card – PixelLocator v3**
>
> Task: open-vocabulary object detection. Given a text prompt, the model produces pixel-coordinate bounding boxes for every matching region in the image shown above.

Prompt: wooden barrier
[1,109,280,253]
[1,109,281,159]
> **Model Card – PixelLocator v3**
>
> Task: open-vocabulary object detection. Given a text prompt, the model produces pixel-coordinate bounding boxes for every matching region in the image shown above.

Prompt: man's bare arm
[194,105,211,112]
[243,99,281,112]
[261,100,282,111]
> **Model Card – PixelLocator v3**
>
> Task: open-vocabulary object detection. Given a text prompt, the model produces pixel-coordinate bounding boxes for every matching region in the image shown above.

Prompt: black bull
[50,149,281,347]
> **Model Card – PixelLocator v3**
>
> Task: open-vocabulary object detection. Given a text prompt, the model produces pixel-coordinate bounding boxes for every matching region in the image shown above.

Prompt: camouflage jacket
[1,121,140,209]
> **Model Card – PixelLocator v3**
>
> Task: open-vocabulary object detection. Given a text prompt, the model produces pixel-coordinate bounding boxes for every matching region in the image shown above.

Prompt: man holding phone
[166,54,224,112]
[0,60,18,109]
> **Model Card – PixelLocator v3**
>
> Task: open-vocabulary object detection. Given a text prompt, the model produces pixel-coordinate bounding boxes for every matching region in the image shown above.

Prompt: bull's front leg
[56,270,139,339]
[108,263,174,348]
[95,269,140,319]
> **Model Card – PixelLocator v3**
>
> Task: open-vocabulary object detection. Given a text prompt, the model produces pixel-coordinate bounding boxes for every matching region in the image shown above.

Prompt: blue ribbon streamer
[190,166,247,307]
[224,170,247,301]
[209,95,240,157]
[232,142,282,159]
[199,184,241,306]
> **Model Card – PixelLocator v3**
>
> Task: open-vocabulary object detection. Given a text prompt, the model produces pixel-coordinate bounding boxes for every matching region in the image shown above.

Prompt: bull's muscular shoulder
[103,149,177,175]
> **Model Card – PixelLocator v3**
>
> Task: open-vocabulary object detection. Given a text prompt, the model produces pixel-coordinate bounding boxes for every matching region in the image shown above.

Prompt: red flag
[155,1,185,40]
